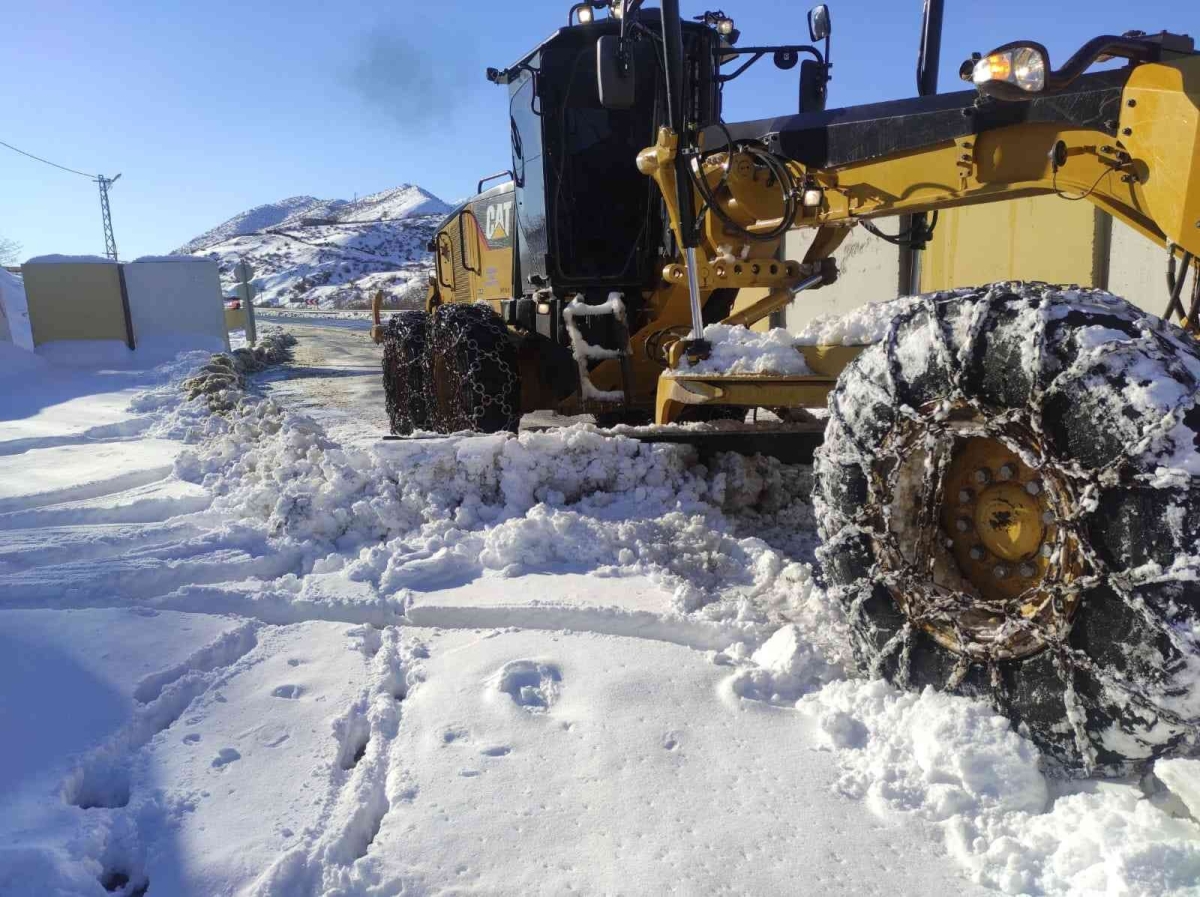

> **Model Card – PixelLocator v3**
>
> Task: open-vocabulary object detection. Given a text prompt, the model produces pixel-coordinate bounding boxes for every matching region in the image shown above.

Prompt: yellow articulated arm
[798,54,1200,259]
[639,54,1199,424]
[655,54,1200,290]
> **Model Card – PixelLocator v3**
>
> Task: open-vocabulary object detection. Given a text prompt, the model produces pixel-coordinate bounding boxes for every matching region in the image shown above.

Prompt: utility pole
[97,173,122,261]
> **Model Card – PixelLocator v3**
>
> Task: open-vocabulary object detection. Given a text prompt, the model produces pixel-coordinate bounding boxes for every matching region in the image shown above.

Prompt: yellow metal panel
[1122,57,1200,261]
[224,306,247,332]
[21,262,128,347]
[920,195,1103,293]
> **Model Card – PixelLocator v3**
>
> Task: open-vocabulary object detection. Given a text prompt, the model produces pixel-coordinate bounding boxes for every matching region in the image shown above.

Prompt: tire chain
[382,310,432,435]
[429,303,520,434]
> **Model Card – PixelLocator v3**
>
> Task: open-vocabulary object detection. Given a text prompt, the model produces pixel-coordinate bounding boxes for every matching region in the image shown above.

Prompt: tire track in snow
[405,602,764,653]
[0,414,155,457]
[153,582,767,654]
[0,465,175,515]
[60,619,261,810]
[0,519,205,572]
[0,545,304,609]
[248,625,425,896]
[0,479,211,531]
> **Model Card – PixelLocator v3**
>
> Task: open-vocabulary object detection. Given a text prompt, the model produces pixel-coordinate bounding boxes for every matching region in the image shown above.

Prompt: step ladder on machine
[562,292,634,406]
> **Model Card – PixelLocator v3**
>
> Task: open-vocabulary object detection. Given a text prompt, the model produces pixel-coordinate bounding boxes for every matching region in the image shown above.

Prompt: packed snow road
[2,321,1199,896]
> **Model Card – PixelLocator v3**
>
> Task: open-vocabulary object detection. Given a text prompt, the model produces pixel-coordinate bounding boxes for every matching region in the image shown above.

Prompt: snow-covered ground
[2,320,1199,897]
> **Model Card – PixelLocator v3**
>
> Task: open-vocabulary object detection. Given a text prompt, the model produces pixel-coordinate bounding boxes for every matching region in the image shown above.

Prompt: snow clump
[674,323,812,375]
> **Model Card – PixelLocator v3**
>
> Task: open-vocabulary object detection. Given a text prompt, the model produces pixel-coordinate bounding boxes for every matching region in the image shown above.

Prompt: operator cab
[489,10,719,303]
[485,1,834,307]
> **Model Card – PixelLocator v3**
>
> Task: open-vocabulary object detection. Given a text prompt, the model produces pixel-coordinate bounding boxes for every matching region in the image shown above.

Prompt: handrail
[477,171,515,195]
[458,209,482,275]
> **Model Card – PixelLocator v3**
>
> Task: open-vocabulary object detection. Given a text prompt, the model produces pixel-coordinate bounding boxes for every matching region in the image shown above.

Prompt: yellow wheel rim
[878,416,1085,661]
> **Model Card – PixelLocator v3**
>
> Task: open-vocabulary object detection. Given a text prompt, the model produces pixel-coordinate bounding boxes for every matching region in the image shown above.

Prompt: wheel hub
[974,482,1044,562]
[940,436,1056,611]
[882,421,1084,662]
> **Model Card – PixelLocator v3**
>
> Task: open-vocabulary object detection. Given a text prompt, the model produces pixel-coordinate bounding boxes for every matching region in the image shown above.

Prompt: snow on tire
[382,310,432,435]
[813,282,1200,773]
[429,303,520,434]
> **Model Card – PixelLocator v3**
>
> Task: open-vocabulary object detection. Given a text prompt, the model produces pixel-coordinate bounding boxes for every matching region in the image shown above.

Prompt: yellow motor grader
[373,0,1200,773]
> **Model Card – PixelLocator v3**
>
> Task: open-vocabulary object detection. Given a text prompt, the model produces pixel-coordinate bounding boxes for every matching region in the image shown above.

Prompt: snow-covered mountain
[177,185,452,309]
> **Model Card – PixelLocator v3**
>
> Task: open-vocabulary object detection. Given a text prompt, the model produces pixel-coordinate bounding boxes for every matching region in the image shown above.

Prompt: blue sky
[2,0,1195,259]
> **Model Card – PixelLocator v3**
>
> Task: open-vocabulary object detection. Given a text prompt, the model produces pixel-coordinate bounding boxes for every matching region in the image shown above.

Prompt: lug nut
[998,463,1016,481]
[1025,480,1042,496]
[974,468,992,485]
[1019,562,1037,578]
[958,488,974,504]
[1041,543,1054,559]
[993,564,1010,579]
[1042,510,1054,525]
[969,545,986,561]
[955,517,972,533]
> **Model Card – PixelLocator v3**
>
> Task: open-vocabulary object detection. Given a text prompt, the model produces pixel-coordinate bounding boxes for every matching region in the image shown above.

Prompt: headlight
[972,44,1046,93]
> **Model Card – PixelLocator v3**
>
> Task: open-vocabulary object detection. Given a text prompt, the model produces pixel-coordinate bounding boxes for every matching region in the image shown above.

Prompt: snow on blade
[671,322,813,375]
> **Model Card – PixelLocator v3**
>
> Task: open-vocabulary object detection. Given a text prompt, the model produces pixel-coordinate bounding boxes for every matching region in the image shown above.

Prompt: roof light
[717,17,735,35]
[578,5,594,22]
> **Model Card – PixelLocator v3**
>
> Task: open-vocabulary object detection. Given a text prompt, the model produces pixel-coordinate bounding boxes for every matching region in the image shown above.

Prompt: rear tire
[382,310,431,435]
[814,282,1200,773]
[429,303,520,434]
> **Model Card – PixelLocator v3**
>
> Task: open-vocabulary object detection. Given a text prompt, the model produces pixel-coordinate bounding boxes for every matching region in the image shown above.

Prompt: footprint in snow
[493,660,562,712]
[442,726,469,744]
[182,733,201,745]
[480,745,511,757]
[272,684,303,699]
[212,748,241,769]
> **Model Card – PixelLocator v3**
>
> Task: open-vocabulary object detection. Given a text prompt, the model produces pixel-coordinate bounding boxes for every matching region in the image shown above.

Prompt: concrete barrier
[124,256,228,353]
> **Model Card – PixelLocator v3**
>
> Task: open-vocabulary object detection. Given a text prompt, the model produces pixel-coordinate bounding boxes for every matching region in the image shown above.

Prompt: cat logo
[484,200,514,245]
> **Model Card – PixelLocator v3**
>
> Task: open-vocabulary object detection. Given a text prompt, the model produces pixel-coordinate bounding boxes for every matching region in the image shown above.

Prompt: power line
[1,138,123,260]
[0,138,97,179]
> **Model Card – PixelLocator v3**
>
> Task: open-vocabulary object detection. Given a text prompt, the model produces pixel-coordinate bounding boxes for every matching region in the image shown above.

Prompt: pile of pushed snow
[720,623,1200,896]
[165,386,821,629]
[673,323,812,376]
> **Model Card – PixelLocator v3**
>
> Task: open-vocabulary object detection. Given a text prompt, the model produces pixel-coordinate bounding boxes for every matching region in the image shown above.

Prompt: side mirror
[807,4,831,42]
[597,35,636,109]
[799,59,827,112]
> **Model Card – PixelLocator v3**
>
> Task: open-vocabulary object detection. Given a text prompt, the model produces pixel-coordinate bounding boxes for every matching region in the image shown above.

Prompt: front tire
[382,310,432,435]
[429,303,520,434]
[814,282,1200,773]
